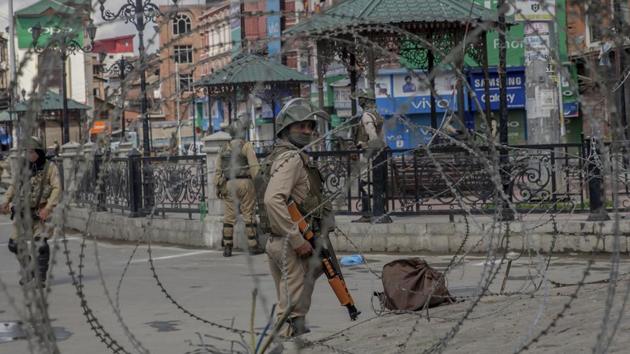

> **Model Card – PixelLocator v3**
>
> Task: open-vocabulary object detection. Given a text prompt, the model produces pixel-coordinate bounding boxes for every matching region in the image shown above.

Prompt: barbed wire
[4,0,630,353]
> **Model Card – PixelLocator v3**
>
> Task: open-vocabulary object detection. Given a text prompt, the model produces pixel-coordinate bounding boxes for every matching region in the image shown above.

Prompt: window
[172,14,192,35]
[586,15,605,45]
[173,45,193,63]
[178,73,193,92]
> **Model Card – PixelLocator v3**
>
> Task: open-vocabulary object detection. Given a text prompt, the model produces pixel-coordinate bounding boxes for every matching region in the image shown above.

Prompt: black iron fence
[302,141,629,216]
[74,153,207,218]
[68,140,628,218]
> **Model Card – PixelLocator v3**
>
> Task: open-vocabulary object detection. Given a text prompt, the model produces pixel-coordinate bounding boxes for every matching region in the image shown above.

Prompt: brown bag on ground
[377,258,453,311]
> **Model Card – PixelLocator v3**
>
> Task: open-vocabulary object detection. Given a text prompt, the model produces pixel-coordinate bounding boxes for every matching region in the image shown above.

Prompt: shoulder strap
[34,161,50,208]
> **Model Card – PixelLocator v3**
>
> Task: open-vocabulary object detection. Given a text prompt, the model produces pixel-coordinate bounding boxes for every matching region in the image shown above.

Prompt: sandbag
[378,258,453,311]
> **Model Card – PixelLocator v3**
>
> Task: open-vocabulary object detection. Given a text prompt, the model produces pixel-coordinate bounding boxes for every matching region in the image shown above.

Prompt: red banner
[92,35,135,54]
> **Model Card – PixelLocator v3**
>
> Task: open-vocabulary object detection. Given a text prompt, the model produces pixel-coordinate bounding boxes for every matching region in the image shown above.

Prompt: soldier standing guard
[1,136,62,287]
[214,119,264,257]
[261,98,334,337]
[351,89,387,222]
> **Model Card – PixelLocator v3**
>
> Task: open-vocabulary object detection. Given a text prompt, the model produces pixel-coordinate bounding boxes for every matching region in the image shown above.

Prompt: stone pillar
[202,131,231,248]
[117,141,134,158]
[59,142,82,197]
[8,147,18,183]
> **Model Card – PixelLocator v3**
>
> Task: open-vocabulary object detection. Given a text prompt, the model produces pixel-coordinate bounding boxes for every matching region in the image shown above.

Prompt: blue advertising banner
[563,101,579,117]
[468,68,526,110]
[375,71,462,116]
[384,115,453,149]
[266,0,281,61]
[229,0,242,57]
[212,99,224,132]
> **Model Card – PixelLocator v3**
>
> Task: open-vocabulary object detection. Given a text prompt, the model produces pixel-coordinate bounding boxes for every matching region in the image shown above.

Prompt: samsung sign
[469,69,526,110]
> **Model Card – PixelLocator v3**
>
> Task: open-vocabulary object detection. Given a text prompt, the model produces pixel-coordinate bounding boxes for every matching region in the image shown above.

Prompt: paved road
[1,213,629,354]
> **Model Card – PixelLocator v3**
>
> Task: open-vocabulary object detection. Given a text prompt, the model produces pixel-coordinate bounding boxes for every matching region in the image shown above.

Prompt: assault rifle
[287,201,361,320]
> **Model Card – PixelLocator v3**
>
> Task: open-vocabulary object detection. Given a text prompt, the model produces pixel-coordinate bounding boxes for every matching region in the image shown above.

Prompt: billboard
[375,72,462,116]
[510,0,556,22]
[16,15,84,49]
[469,68,526,110]
[229,0,242,57]
[266,0,281,61]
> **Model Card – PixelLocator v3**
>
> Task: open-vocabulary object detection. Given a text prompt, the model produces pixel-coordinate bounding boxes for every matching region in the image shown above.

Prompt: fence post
[127,148,143,217]
[59,142,81,195]
[93,153,107,211]
[202,131,231,249]
[586,137,610,221]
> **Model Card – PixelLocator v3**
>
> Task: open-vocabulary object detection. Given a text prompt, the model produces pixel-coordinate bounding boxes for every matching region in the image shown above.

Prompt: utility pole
[614,0,628,140]
[175,61,182,155]
[523,1,560,144]
[498,0,513,221]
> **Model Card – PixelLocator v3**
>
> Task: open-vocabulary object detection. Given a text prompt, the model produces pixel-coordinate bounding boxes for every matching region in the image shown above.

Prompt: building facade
[13,0,94,143]
[0,33,9,111]
[158,4,208,123]
[567,0,630,140]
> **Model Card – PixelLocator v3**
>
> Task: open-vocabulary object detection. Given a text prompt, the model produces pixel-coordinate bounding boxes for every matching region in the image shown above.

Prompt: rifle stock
[287,201,360,320]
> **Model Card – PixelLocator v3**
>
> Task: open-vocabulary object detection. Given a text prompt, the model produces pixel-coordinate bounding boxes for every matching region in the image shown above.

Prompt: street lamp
[100,52,135,139]
[31,20,97,144]
[97,0,179,156]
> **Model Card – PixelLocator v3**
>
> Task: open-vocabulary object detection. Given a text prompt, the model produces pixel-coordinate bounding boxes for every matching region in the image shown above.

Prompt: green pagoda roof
[14,91,91,112]
[195,54,313,87]
[285,0,499,36]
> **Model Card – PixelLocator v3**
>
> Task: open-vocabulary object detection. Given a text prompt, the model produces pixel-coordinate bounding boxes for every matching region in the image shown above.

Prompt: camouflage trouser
[8,218,50,282]
[266,236,323,334]
[222,178,259,249]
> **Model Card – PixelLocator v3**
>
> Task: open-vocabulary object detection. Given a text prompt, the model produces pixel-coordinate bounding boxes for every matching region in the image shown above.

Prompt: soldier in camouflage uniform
[261,98,333,337]
[353,89,385,152]
[351,90,386,222]
[214,119,264,257]
[1,136,62,286]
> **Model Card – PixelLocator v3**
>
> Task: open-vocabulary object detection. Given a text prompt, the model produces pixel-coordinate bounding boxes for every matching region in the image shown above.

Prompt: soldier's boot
[288,316,310,337]
[246,224,264,255]
[36,237,50,286]
[222,224,234,257]
[9,239,33,286]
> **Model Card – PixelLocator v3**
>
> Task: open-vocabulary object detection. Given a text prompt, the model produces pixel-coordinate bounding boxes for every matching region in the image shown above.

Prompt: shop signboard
[375,71,461,116]
[468,69,526,110]
[16,15,84,49]
[229,0,242,57]
[266,0,281,61]
[509,0,556,22]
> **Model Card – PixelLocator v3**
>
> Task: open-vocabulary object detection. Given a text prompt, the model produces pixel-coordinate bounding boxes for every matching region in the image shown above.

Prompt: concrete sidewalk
[64,206,630,254]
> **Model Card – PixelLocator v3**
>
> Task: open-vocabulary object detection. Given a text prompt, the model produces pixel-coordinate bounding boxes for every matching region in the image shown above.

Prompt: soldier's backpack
[219,139,249,179]
[375,258,454,311]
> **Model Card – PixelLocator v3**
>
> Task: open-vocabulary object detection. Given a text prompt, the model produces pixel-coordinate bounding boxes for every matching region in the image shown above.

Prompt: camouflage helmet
[352,89,376,101]
[228,114,250,138]
[24,136,44,151]
[275,98,328,138]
